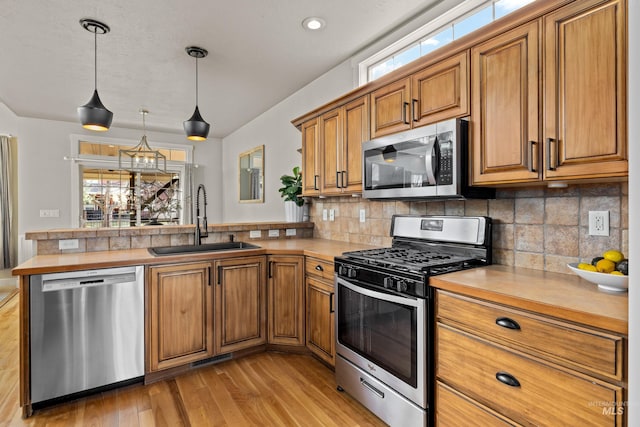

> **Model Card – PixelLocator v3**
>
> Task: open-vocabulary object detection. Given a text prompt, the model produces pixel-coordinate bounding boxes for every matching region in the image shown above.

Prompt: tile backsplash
[309,182,628,274]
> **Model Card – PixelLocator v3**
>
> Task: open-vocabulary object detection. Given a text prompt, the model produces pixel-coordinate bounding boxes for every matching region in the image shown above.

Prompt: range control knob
[347,268,357,279]
[338,265,347,276]
[396,280,408,292]
[383,277,393,289]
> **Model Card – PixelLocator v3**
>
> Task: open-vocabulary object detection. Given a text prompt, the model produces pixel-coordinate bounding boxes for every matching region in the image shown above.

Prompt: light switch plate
[359,209,366,223]
[329,209,335,221]
[285,229,296,236]
[322,209,328,221]
[249,230,262,239]
[268,229,279,237]
[40,209,60,218]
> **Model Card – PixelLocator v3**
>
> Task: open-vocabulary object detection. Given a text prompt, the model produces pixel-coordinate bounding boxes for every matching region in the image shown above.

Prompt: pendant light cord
[93,28,98,90]
[195,56,199,107]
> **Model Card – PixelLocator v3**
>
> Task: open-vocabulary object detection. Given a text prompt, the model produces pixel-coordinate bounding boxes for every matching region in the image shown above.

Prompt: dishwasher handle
[41,271,138,292]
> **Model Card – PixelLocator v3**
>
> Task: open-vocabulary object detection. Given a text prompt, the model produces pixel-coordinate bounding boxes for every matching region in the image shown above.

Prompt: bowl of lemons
[567,250,629,292]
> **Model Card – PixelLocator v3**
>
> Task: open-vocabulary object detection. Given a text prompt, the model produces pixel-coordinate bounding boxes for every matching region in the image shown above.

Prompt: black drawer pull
[496,317,521,330]
[315,265,324,272]
[496,371,520,387]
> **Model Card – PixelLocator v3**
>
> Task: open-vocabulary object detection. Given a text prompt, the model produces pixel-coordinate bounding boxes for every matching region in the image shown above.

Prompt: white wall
[220,0,465,222]
[220,60,354,222]
[0,102,223,249]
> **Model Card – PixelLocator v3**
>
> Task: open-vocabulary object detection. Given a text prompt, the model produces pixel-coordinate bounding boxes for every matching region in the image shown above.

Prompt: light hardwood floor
[0,294,386,426]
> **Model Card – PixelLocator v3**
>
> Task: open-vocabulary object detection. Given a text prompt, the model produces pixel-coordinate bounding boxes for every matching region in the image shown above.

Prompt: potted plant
[278,166,304,222]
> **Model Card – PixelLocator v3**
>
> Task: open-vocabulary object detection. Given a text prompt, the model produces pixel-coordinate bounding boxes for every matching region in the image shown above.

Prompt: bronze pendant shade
[184,46,210,141]
[77,18,113,131]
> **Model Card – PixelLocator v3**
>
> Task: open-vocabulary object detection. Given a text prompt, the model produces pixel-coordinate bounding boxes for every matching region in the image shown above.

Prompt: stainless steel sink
[148,242,261,256]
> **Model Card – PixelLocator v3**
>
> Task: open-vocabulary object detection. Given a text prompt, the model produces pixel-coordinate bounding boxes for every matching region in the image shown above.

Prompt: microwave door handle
[424,135,437,185]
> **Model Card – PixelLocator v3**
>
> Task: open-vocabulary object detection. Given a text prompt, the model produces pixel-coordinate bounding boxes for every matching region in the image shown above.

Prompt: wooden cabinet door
[306,276,335,366]
[215,256,267,354]
[342,96,369,194]
[148,262,213,371]
[543,0,627,180]
[412,51,469,128]
[319,109,343,195]
[471,20,541,185]
[370,77,411,138]
[267,256,305,346]
[301,118,320,196]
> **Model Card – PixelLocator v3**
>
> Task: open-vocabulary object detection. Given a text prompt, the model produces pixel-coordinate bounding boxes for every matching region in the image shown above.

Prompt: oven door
[335,276,427,408]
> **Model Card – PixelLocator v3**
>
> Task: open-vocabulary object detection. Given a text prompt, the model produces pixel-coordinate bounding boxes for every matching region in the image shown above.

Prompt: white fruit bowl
[567,263,628,292]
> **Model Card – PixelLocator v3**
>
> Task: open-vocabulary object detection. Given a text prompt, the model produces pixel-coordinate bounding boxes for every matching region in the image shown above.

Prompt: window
[81,168,181,228]
[360,0,536,85]
[70,135,193,228]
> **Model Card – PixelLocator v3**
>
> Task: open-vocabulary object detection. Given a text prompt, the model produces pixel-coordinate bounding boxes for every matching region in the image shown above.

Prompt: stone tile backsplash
[309,182,628,274]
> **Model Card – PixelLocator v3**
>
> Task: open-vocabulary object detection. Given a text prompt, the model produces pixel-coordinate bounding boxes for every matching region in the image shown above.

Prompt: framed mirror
[239,145,264,203]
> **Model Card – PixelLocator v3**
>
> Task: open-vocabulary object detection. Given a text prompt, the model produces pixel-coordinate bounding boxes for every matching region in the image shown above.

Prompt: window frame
[358,0,534,85]
[69,134,193,228]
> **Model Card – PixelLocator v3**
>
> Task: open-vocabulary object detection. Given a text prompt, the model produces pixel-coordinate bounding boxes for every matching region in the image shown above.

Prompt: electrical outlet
[268,229,279,237]
[322,209,328,221]
[329,209,335,221]
[359,209,366,223]
[59,239,79,250]
[285,228,296,236]
[588,211,609,236]
[249,230,262,239]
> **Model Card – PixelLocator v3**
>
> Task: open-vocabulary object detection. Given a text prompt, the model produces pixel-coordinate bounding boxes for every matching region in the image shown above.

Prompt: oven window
[337,283,417,387]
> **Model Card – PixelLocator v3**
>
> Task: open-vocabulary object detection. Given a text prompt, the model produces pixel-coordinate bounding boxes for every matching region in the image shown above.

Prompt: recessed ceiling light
[302,17,326,31]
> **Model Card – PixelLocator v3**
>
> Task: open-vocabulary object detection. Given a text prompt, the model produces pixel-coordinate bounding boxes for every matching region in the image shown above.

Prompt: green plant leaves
[279,166,304,206]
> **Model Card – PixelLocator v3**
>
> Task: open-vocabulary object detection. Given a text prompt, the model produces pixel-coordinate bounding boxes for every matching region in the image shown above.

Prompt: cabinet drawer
[436,381,520,427]
[305,257,334,281]
[436,291,623,380]
[437,323,624,426]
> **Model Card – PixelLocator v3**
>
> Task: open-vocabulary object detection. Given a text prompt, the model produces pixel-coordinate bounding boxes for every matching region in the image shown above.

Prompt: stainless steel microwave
[362,118,494,200]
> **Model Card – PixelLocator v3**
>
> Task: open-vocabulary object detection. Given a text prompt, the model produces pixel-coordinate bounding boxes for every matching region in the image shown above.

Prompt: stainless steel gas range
[334,215,492,427]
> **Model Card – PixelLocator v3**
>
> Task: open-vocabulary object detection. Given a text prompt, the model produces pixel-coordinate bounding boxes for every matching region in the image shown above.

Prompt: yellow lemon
[596,259,616,273]
[578,263,597,272]
[603,250,625,264]
[610,271,624,276]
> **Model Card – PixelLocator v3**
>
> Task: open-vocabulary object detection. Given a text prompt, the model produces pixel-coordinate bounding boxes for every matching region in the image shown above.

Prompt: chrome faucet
[195,184,208,245]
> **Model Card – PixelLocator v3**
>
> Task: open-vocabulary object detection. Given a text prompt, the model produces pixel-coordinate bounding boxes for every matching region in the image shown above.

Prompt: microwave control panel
[436,132,453,185]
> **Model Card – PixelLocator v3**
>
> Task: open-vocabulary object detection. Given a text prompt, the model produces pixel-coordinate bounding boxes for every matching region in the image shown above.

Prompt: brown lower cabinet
[214,256,267,354]
[305,257,335,366]
[148,262,214,372]
[267,255,305,346]
[435,290,626,426]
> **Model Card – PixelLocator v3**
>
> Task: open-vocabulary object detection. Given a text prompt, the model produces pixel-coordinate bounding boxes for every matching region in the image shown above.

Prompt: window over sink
[69,135,194,228]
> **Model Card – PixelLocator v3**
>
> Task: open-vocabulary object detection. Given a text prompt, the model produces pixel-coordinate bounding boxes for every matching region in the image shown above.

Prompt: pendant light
[77,18,113,131]
[183,46,210,141]
[119,109,167,173]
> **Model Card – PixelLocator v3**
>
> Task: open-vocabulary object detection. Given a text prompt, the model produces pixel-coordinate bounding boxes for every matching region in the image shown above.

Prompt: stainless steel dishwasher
[29,265,144,405]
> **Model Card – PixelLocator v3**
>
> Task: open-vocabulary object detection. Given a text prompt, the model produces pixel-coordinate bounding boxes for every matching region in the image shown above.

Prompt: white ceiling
[0,0,439,138]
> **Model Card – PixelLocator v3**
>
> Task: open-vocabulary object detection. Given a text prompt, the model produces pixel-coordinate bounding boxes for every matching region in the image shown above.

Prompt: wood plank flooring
[0,294,386,426]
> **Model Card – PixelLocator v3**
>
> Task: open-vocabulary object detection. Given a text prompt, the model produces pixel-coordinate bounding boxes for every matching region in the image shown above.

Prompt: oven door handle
[336,277,422,308]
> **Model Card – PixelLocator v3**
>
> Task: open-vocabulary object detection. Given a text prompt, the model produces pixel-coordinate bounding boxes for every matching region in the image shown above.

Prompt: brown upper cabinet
[471,21,541,185]
[371,51,469,139]
[543,0,627,181]
[320,96,369,196]
[471,0,627,185]
[295,0,627,191]
[301,118,320,196]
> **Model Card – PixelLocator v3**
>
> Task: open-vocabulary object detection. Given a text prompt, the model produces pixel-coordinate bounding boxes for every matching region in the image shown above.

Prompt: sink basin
[148,242,261,256]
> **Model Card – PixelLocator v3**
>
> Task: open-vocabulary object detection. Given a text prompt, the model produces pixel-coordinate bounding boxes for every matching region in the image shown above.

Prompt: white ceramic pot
[284,201,304,222]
